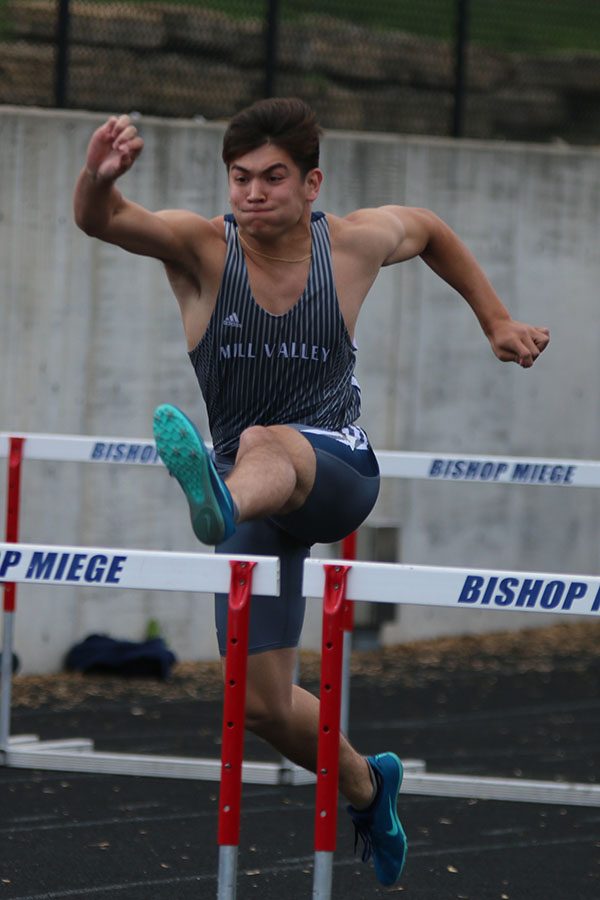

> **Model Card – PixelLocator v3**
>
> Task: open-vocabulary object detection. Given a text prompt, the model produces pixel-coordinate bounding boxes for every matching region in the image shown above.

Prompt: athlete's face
[228,143,322,236]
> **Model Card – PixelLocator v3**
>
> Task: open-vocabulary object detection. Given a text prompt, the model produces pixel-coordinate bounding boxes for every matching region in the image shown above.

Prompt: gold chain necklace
[238,231,311,264]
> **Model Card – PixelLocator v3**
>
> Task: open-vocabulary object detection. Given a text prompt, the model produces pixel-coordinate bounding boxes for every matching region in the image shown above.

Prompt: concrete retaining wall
[1,105,599,672]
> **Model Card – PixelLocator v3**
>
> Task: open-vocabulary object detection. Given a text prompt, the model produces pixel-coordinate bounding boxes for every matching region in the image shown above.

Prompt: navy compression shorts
[213,424,380,656]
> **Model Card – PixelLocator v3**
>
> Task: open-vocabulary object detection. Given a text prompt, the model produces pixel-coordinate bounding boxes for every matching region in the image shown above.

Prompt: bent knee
[237,424,306,458]
[237,425,273,456]
[245,694,290,736]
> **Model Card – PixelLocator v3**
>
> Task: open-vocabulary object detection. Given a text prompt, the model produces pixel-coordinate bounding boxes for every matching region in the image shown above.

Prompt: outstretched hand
[489,320,550,368]
[85,114,144,183]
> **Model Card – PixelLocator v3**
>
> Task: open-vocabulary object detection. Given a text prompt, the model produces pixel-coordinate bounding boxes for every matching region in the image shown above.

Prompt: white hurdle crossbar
[304,558,600,619]
[305,558,600,809]
[0,542,278,595]
[3,431,600,487]
[0,432,164,466]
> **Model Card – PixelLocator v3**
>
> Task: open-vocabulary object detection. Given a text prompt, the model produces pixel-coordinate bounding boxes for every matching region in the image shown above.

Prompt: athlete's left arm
[375,206,550,368]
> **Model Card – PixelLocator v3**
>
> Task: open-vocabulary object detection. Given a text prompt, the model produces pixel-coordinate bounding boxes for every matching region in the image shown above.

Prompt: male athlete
[74,98,549,886]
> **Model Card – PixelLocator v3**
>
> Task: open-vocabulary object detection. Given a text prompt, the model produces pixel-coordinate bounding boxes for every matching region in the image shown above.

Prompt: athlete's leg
[225,424,317,521]
[215,443,405,884]
[238,641,407,886]
[153,408,315,544]
[153,406,316,544]
[242,646,375,810]
[215,519,373,809]
[158,409,406,881]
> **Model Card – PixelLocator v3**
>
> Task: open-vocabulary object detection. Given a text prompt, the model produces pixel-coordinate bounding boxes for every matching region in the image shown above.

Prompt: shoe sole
[153,405,227,544]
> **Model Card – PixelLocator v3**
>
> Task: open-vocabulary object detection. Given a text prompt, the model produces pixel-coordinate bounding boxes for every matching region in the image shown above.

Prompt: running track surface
[1,626,598,900]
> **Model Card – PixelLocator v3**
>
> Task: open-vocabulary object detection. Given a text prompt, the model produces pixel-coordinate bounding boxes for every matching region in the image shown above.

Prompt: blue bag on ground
[65,634,177,680]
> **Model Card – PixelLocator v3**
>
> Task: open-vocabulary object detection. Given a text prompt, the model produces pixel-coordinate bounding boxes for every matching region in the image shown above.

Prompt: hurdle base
[6,737,593,808]
[402,771,600,807]
[2,734,426,784]
[3,742,293,783]
[4,739,596,806]
[10,744,592,808]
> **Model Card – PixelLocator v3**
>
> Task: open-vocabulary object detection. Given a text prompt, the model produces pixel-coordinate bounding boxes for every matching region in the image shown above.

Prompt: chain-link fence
[2,0,600,143]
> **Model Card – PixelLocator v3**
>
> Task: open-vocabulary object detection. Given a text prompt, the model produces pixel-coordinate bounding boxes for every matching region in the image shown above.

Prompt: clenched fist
[85,114,144,183]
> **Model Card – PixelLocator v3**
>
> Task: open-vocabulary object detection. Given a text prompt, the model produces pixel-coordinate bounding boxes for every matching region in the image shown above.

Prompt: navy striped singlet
[189,212,362,458]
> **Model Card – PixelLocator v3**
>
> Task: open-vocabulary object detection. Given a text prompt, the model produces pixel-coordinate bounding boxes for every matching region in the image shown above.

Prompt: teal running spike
[347,752,407,886]
[153,404,236,545]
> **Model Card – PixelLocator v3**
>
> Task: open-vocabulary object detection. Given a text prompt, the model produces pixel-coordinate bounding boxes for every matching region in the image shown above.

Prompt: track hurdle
[305,558,600,810]
[3,547,599,900]
[0,541,311,784]
[306,556,600,898]
[0,541,278,900]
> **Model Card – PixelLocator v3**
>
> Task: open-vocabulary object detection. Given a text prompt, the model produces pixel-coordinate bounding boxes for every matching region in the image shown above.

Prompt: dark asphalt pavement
[1,624,599,900]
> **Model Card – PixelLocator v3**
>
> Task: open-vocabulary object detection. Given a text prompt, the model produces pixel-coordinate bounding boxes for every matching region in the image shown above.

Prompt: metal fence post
[264,0,280,98]
[55,0,71,108]
[452,0,471,137]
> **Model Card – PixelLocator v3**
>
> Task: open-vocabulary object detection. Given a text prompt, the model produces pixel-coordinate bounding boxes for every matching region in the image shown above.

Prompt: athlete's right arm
[73,114,196,267]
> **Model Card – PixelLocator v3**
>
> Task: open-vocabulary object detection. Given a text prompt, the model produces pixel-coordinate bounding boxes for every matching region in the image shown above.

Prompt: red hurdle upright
[340,531,357,736]
[312,563,350,899]
[217,559,256,900]
[0,436,24,753]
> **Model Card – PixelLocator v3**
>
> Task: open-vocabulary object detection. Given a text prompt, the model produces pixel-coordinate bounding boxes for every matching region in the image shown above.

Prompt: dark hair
[222,97,322,177]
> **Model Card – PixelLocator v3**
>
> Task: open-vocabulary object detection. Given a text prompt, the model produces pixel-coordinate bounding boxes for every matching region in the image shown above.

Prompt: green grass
[2,0,600,54]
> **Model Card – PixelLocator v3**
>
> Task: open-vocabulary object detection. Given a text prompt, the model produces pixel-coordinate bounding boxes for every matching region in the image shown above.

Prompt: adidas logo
[223,312,242,328]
